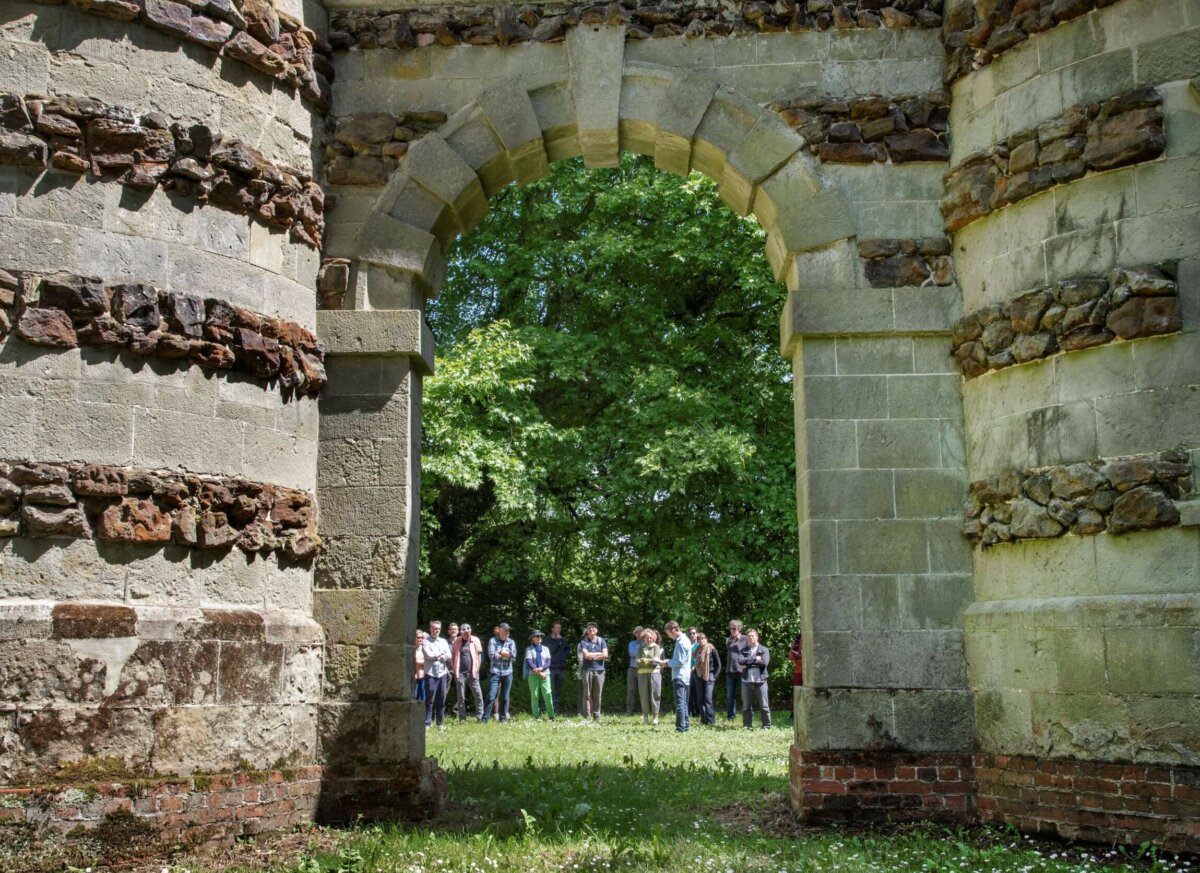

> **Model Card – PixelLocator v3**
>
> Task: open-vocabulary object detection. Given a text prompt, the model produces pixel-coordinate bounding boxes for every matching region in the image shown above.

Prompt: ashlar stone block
[402,133,488,239]
[691,86,761,181]
[567,24,625,168]
[617,65,672,157]
[357,212,445,299]
[720,112,805,217]
[653,69,718,177]
[476,80,550,186]
[438,106,512,198]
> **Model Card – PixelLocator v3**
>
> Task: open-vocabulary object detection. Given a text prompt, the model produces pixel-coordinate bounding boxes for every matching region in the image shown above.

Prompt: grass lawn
[7,713,1192,871]
[142,713,1190,873]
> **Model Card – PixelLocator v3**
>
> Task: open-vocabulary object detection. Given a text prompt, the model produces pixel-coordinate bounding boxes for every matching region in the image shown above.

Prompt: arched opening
[419,153,800,718]
[314,46,972,833]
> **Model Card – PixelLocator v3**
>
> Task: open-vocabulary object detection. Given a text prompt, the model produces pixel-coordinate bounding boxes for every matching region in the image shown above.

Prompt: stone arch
[344,47,856,307]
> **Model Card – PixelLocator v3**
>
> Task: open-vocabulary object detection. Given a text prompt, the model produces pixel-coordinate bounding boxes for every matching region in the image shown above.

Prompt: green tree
[420,155,800,691]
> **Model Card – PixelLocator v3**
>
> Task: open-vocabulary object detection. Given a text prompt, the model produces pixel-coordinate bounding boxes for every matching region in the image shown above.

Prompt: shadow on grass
[421,754,782,841]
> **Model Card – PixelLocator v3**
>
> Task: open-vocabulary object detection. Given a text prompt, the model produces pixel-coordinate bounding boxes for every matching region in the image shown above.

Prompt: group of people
[414,618,805,733]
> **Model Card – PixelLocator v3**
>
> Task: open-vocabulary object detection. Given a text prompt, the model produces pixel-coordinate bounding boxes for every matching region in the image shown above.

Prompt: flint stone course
[964,450,1193,546]
[941,88,1166,232]
[0,270,326,396]
[0,94,325,249]
[772,93,950,164]
[0,460,320,561]
[329,0,944,51]
[37,0,333,110]
[941,0,1121,84]
[325,111,450,186]
[950,265,1180,378]
[858,237,955,287]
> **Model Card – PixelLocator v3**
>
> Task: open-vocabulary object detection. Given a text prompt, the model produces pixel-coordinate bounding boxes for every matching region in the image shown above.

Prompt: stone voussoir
[950,264,1181,378]
[1,270,327,397]
[0,93,325,248]
[964,450,1193,546]
[0,460,321,561]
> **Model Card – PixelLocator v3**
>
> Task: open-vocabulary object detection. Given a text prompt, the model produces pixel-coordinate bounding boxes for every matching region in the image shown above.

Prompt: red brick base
[790,746,1200,852]
[976,754,1200,853]
[789,745,976,823]
[0,759,446,851]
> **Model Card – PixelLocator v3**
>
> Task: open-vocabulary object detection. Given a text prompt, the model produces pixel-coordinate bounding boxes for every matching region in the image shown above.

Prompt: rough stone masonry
[0,0,1197,856]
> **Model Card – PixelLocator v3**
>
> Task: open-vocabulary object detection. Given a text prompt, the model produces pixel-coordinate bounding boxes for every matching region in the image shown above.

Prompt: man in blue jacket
[665,621,692,733]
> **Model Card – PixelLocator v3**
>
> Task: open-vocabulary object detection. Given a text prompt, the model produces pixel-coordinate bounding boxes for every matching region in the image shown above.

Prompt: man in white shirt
[665,621,692,733]
[420,620,453,729]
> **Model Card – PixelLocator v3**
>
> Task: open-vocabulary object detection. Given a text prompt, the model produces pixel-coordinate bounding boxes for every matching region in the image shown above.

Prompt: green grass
[8,714,1189,871]
[272,715,1190,873]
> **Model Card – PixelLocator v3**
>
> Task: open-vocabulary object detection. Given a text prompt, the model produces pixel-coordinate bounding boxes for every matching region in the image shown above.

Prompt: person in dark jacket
[693,632,723,725]
[738,628,771,729]
[546,621,570,714]
[725,620,746,720]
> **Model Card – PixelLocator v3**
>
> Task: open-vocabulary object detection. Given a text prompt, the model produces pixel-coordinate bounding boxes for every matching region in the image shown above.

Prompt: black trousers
[550,668,566,713]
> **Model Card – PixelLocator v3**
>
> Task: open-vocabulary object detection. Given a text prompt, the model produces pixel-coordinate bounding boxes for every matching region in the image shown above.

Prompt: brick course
[976,754,1200,854]
[789,746,977,823]
[791,747,1200,853]
[0,761,444,852]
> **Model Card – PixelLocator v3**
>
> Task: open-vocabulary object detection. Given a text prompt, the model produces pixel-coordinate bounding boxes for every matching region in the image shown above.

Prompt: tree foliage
[420,155,800,668]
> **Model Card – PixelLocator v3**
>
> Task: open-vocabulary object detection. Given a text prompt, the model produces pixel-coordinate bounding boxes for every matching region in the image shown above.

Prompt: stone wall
[0,459,320,559]
[0,0,337,838]
[942,87,1166,232]
[0,92,326,248]
[772,92,949,163]
[964,450,1192,544]
[17,0,334,111]
[0,603,322,781]
[2,0,1199,854]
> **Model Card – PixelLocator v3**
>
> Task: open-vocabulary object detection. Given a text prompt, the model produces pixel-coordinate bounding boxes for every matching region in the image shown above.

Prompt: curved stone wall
[0,0,325,792]
[946,0,1200,847]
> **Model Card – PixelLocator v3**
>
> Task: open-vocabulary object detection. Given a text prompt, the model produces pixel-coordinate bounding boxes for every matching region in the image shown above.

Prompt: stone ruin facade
[0,0,1197,855]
